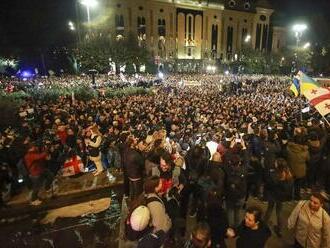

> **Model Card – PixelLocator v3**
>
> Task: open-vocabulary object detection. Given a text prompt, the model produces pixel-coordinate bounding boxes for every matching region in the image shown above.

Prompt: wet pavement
[0,169,315,248]
[0,190,121,248]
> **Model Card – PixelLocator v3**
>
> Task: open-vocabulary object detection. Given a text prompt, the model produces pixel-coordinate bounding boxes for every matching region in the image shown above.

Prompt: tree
[75,33,112,73]
[109,32,151,74]
[75,31,152,74]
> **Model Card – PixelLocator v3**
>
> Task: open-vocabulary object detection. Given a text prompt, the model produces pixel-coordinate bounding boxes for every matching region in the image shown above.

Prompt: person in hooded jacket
[287,134,310,200]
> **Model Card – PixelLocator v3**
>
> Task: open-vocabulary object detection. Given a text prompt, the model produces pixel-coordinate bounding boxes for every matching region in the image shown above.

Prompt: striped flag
[299,71,320,94]
[303,87,330,116]
[290,76,300,97]
[290,71,320,97]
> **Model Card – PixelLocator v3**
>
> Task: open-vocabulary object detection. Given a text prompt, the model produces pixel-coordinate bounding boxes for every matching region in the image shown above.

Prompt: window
[229,17,233,21]
[242,28,248,44]
[212,25,218,59]
[188,16,192,40]
[138,6,143,10]
[260,15,267,21]
[227,26,233,52]
[188,47,192,56]
[115,14,124,35]
[244,2,251,10]
[160,9,164,13]
[214,15,217,19]
[116,3,121,8]
[158,19,166,36]
[137,16,146,36]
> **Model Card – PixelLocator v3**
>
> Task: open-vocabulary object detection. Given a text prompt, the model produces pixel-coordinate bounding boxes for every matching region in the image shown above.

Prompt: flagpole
[322,116,330,128]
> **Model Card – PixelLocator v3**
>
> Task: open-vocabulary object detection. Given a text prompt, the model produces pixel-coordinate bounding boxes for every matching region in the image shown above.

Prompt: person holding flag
[290,71,320,97]
[290,71,330,124]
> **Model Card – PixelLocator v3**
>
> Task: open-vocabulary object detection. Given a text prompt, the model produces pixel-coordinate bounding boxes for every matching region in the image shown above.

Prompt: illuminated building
[105,0,286,61]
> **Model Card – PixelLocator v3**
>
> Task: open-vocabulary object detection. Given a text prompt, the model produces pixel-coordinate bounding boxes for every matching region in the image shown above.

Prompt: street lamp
[80,0,98,23]
[291,24,307,76]
[293,24,307,47]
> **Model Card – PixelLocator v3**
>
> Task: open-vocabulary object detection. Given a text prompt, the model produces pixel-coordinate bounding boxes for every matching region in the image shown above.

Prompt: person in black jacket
[227,206,271,248]
[223,138,248,227]
[264,158,293,237]
[205,190,229,248]
[120,134,145,201]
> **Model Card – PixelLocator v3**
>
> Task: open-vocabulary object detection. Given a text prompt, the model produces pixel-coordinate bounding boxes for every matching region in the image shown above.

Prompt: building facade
[104,0,286,61]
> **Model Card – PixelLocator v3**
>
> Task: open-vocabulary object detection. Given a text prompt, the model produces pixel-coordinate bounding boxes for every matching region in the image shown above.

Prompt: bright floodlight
[81,0,98,7]
[303,42,310,49]
[225,70,229,75]
[293,24,307,33]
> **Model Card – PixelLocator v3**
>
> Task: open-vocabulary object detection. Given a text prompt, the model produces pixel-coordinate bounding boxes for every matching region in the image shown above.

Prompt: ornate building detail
[107,0,286,61]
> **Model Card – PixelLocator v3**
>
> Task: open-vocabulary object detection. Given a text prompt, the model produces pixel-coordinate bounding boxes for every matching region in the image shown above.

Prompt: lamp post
[292,24,307,75]
[80,0,98,23]
[293,24,307,48]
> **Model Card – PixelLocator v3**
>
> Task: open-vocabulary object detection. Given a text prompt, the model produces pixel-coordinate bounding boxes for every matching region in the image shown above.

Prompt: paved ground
[0,170,307,248]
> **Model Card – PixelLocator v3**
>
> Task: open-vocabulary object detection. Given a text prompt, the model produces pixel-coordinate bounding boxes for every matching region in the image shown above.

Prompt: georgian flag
[61,155,84,177]
[303,87,330,117]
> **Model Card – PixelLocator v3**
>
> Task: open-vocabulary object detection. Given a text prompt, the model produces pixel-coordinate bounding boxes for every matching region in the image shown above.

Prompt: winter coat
[264,169,293,202]
[121,146,145,180]
[146,193,172,233]
[263,140,281,169]
[308,140,322,165]
[201,161,226,198]
[287,142,310,179]
[24,151,48,177]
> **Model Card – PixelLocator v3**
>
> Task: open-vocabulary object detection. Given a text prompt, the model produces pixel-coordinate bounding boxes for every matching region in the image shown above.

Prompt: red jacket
[24,151,48,176]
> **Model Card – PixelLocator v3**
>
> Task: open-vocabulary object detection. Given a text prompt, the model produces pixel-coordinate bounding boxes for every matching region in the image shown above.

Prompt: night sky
[0,0,330,55]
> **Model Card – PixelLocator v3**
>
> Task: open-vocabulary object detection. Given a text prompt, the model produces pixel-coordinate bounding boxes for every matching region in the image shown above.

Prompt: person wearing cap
[85,125,104,176]
[288,190,330,248]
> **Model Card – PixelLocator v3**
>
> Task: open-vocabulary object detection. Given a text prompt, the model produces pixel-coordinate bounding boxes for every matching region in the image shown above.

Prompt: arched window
[211,24,218,58]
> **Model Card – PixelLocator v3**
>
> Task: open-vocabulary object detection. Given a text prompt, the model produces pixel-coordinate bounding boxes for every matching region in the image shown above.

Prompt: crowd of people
[1,73,330,247]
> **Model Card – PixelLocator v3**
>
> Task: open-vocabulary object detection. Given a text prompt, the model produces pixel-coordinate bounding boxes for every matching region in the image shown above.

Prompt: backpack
[125,194,162,241]
[225,164,247,200]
